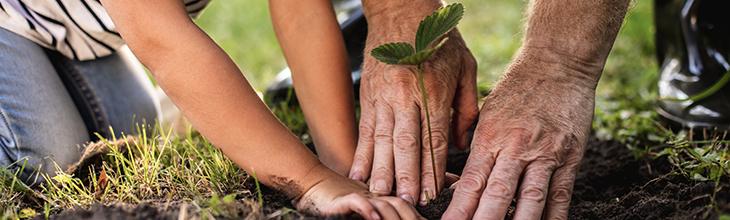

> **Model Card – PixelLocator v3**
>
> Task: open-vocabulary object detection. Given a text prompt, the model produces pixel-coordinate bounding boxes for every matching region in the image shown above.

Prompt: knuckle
[396,174,417,186]
[519,185,547,202]
[549,186,573,203]
[394,134,419,150]
[425,129,448,149]
[455,175,486,195]
[485,179,514,200]
[372,166,393,177]
[374,133,393,144]
[358,123,375,136]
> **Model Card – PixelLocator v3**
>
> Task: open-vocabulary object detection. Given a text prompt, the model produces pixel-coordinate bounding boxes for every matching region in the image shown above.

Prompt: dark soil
[47,138,729,220]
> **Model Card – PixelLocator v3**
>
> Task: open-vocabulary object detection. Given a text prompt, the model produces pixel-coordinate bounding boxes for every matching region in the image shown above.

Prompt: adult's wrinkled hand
[349,22,478,205]
[443,51,598,220]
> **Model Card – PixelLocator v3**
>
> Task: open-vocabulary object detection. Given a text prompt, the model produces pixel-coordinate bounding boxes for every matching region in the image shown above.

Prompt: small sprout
[370,3,465,198]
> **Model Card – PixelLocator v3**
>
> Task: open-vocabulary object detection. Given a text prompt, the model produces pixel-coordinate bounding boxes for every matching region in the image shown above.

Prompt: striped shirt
[0,0,210,61]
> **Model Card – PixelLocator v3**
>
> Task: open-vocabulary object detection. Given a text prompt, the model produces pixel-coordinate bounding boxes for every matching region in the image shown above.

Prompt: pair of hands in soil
[297,13,599,220]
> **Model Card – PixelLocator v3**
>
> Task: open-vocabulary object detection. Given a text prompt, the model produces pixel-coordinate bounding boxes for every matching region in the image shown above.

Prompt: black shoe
[654,0,730,131]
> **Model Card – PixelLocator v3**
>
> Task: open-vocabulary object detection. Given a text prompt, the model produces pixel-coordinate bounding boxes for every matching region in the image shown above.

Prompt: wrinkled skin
[442,50,597,220]
[349,28,479,206]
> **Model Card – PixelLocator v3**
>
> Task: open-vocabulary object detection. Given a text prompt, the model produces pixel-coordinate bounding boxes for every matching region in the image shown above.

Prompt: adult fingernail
[400,194,415,205]
[350,172,363,182]
[371,211,381,220]
[371,180,388,194]
[419,191,431,206]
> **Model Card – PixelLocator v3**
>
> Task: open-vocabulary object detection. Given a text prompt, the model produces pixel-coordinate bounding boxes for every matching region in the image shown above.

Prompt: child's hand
[297,175,422,220]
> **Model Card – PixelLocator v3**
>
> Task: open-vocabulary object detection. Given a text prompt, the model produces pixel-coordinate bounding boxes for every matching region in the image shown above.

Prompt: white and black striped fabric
[0,0,210,61]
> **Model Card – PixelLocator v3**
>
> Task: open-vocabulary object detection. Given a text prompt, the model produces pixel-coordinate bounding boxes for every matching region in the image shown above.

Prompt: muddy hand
[349,0,478,206]
[297,175,422,220]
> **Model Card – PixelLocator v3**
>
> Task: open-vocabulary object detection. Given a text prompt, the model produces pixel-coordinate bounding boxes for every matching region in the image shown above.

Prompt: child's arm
[269,0,356,176]
[100,0,415,218]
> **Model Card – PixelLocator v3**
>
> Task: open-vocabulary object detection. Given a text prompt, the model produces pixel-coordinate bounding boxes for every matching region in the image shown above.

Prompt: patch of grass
[0,126,297,219]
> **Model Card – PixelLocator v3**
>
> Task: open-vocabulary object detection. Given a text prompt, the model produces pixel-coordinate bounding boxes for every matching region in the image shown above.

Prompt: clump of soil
[45,138,729,219]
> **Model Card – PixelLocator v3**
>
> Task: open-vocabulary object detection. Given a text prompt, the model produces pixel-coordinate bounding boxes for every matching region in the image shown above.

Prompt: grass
[2,0,729,219]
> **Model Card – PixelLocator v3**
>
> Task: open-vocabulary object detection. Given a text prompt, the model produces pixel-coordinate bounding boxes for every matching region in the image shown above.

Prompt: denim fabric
[0,28,160,185]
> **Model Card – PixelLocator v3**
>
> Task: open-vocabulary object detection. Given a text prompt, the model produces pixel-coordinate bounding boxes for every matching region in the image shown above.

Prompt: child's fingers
[370,198,401,220]
[351,99,377,182]
[380,197,422,220]
[393,103,421,205]
[370,103,396,195]
[341,194,380,220]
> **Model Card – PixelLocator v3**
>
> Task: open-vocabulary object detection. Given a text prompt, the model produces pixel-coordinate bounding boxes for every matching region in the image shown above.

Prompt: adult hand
[297,174,422,220]
[442,50,598,220]
[349,0,479,206]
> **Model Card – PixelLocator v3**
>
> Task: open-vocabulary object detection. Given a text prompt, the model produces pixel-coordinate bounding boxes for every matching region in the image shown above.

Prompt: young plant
[370,3,464,191]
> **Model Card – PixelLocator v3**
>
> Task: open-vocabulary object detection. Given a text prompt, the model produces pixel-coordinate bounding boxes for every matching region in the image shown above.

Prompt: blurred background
[194,0,657,99]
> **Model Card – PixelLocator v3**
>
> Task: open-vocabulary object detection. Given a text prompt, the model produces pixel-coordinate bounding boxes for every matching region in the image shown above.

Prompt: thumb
[451,55,479,150]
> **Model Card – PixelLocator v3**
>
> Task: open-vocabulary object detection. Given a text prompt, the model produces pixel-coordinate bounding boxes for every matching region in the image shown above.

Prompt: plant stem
[416,65,439,194]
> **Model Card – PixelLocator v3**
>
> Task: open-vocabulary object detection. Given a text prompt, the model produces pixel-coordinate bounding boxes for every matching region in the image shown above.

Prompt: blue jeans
[0,28,160,185]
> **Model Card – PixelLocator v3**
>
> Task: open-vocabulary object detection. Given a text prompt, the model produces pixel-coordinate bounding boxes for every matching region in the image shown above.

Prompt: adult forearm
[519,0,631,84]
[270,0,356,175]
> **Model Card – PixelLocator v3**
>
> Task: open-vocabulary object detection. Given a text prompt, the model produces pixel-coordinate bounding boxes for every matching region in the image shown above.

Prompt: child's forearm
[270,0,356,175]
[101,0,338,198]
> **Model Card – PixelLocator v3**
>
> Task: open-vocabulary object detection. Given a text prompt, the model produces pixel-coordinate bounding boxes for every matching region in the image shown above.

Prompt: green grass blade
[415,3,464,51]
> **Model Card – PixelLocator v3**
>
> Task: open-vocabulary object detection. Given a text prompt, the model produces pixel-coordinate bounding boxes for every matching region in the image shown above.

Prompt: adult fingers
[370,198,400,220]
[351,99,377,182]
[473,155,528,220]
[543,161,580,220]
[512,160,557,220]
[451,55,479,150]
[419,107,450,205]
[442,149,496,220]
[393,103,421,204]
[380,197,422,220]
[370,104,396,195]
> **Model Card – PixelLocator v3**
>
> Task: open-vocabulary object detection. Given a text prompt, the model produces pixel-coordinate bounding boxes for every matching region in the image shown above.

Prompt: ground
[2,0,730,219]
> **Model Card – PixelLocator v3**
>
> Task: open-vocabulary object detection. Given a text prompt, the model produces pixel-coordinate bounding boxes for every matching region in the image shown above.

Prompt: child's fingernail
[400,194,415,205]
[350,173,363,182]
[371,211,381,220]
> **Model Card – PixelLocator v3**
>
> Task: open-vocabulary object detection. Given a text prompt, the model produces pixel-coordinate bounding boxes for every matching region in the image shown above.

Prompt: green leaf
[398,37,449,65]
[370,42,415,65]
[415,3,464,51]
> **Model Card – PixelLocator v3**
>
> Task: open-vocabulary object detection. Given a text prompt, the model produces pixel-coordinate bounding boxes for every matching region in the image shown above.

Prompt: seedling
[370,3,464,192]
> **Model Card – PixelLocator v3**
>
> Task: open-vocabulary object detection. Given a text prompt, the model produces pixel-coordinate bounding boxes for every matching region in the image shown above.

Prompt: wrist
[512,46,604,90]
[293,163,340,200]
[362,0,441,34]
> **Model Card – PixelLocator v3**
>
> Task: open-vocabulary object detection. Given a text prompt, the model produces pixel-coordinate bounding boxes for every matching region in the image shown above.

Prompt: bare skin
[270,0,357,176]
[444,1,631,219]
[100,0,417,218]
[351,0,631,218]
[350,0,479,206]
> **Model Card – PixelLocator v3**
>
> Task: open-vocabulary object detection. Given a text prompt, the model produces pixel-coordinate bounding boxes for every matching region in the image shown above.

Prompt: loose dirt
[44,138,729,220]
